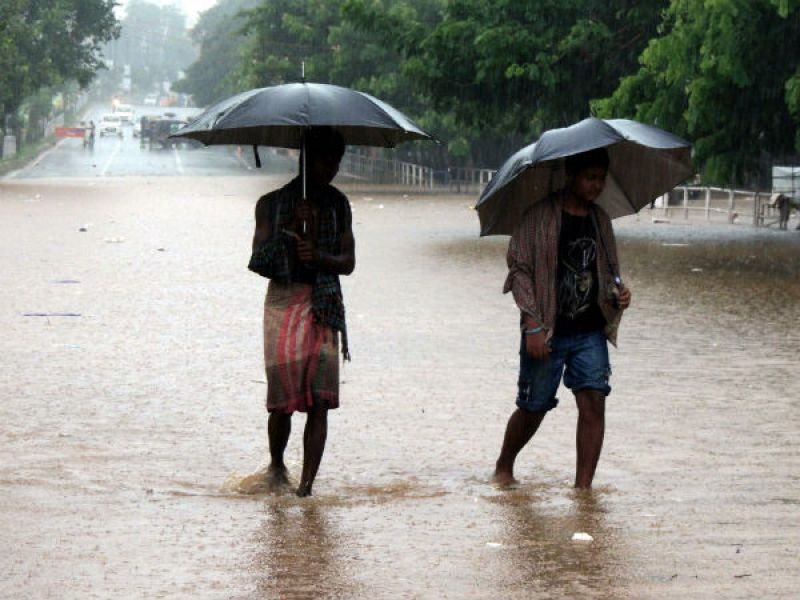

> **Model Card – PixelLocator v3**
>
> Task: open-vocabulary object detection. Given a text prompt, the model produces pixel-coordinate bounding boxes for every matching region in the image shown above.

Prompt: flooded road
[1,176,798,598]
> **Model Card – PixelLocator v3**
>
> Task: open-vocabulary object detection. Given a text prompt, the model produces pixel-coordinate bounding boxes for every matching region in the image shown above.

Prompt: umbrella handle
[301,130,307,237]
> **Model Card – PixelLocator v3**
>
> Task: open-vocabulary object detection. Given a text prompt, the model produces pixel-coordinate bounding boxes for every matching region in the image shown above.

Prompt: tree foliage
[0,0,118,125]
[343,0,666,164]
[595,0,800,184]
[105,0,195,96]
[174,0,799,181]
[172,0,258,106]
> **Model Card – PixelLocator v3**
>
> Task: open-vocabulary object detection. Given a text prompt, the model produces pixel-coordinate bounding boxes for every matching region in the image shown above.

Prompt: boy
[494,148,631,489]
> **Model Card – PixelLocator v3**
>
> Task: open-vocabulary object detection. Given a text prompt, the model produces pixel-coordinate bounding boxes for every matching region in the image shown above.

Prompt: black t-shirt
[554,211,606,335]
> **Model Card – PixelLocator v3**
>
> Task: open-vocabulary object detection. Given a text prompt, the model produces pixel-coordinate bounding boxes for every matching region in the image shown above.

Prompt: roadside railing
[653,186,793,228]
[339,151,497,193]
[339,152,434,189]
[339,153,793,229]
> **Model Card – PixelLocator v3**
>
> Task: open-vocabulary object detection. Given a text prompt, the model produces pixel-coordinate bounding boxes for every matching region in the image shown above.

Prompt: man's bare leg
[297,406,328,497]
[267,412,292,486]
[574,391,605,489]
[494,408,546,486]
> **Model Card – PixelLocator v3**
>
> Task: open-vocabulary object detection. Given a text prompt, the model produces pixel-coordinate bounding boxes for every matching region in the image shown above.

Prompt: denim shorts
[516,330,611,413]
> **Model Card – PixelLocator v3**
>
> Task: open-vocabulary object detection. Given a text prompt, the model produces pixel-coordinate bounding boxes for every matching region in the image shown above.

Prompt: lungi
[264,281,340,414]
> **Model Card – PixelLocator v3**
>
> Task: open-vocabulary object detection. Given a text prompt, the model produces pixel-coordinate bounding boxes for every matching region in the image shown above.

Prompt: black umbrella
[170,82,432,150]
[170,81,434,203]
[475,117,693,236]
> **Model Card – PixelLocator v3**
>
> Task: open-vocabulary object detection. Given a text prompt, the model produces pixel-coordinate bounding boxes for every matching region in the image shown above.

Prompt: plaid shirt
[503,191,623,346]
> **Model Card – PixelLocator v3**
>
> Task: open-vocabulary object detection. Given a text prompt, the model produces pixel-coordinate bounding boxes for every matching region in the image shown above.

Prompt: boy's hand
[525,331,550,360]
[617,285,631,310]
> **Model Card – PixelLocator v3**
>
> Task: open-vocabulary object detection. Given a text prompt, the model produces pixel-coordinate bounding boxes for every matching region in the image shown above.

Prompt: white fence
[654,186,792,227]
[339,151,496,192]
[339,152,434,189]
[338,154,793,229]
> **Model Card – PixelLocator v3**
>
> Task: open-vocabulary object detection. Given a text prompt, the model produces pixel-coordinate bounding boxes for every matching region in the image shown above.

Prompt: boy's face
[570,166,607,204]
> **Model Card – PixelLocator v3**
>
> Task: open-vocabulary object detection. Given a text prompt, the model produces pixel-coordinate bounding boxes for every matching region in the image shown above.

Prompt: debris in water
[51,279,80,284]
[23,312,81,317]
[691,268,703,272]
[485,542,503,548]
[571,532,594,542]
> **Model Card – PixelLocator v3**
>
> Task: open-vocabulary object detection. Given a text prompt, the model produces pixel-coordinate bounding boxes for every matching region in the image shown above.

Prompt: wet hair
[565,148,610,174]
[305,126,345,159]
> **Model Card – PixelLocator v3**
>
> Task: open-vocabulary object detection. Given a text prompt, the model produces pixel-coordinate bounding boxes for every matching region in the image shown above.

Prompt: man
[249,127,355,497]
[494,148,631,489]
[775,193,790,230]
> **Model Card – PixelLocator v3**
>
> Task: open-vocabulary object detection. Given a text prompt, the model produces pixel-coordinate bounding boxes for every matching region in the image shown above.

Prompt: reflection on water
[252,501,355,600]
[487,489,628,599]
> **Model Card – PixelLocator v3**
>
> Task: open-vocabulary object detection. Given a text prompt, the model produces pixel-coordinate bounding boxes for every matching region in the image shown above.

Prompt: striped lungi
[264,281,340,414]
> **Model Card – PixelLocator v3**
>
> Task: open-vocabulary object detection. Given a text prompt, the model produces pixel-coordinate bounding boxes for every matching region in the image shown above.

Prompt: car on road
[115,104,135,124]
[99,114,124,138]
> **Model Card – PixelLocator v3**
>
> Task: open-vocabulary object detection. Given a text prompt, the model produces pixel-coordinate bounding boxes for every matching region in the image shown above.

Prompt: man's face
[570,166,607,204]
[308,149,342,186]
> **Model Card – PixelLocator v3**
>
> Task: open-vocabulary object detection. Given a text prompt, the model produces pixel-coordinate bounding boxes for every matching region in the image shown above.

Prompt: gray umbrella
[475,117,693,236]
[170,82,433,149]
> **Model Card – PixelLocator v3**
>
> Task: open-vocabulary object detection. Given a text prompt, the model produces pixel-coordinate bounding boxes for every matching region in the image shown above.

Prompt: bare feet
[266,463,291,492]
[492,469,518,488]
[296,481,313,497]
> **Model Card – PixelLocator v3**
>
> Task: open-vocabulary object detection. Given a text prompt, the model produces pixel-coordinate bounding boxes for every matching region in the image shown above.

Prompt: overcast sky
[115,0,220,26]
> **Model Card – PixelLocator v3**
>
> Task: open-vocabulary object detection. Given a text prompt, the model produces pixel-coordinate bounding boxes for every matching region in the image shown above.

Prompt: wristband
[524,326,544,336]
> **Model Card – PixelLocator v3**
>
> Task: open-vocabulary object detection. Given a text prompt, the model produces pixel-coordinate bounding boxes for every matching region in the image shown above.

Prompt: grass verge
[0,136,58,177]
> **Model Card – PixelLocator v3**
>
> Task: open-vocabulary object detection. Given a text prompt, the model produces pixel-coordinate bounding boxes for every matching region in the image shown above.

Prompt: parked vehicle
[115,104,135,124]
[143,94,159,106]
[143,117,185,149]
[99,114,123,138]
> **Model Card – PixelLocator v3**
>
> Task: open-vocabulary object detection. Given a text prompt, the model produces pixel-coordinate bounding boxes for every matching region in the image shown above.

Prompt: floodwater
[1,176,798,599]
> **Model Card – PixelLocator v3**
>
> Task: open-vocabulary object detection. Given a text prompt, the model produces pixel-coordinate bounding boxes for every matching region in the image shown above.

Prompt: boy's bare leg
[297,406,328,497]
[267,412,292,485]
[574,391,605,489]
[494,408,546,486]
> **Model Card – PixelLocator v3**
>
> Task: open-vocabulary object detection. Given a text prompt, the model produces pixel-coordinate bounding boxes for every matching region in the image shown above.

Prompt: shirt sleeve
[503,209,543,325]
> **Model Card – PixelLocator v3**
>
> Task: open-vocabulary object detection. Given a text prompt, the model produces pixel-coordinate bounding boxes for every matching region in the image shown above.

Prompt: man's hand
[617,285,632,310]
[296,239,318,265]
[525,331,550,360]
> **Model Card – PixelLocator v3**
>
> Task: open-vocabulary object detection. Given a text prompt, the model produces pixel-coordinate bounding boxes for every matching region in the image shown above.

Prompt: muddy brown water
[1,176,798,599]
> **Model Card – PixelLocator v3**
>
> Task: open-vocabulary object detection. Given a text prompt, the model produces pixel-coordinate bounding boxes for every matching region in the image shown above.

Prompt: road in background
[6,103,297,180]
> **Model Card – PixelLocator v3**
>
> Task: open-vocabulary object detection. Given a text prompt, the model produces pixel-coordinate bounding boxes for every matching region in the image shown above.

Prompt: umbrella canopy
[475,117,693,236]
[170,82,433,148]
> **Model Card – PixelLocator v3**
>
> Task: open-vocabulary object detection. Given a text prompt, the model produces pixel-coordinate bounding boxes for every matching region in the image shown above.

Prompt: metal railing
[652,186,796,228]
[339,151,498,193]
[339,152,434,189]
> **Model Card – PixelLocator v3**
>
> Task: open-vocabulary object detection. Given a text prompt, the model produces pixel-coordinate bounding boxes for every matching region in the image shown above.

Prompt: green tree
[345,0,666,165]
[240,0,345,87]
[1,0,118,138]
[105,0,195,96]
[172,0,258,106]
[595,0,800,184]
